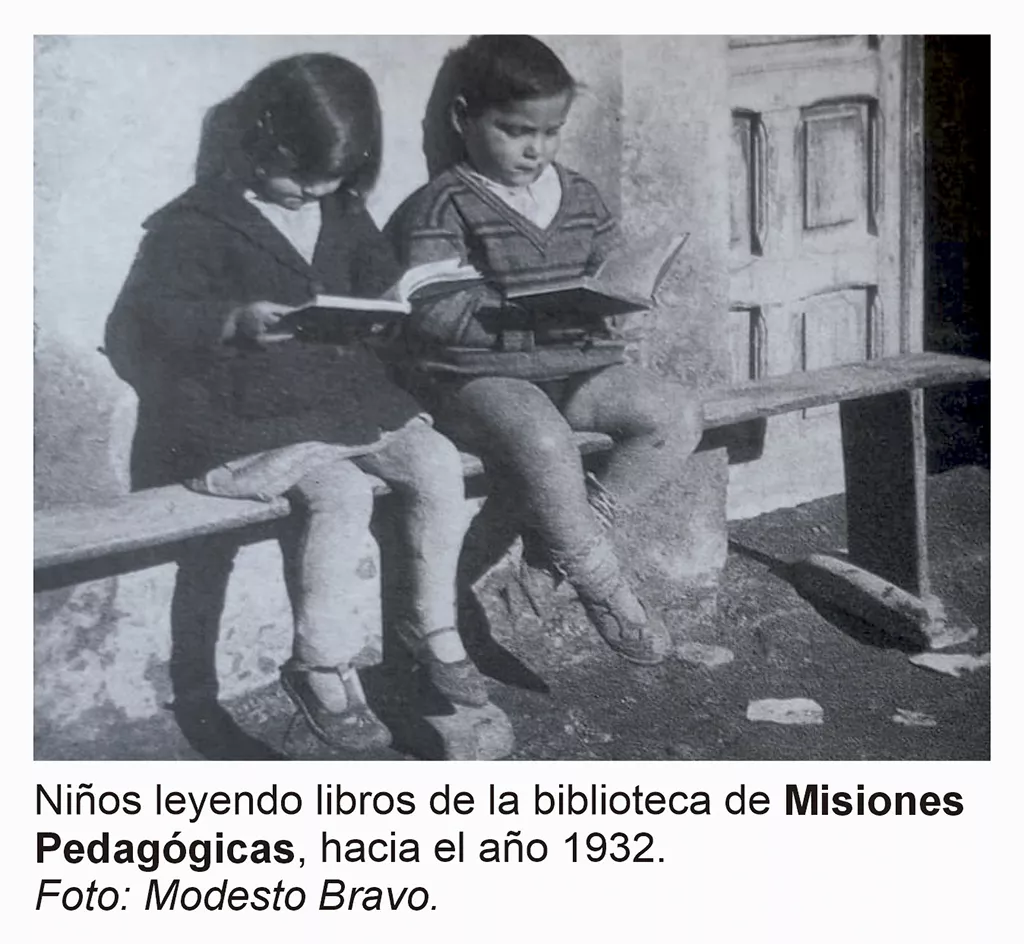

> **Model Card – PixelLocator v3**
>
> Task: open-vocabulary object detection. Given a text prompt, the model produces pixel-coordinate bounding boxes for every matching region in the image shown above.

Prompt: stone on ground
[908,651,990,678]
[676,642,734,667]
[892,708,938,727]
[746,697,824,725]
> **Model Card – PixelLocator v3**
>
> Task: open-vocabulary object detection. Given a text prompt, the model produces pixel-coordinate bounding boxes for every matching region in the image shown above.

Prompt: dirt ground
[38,464,989,762]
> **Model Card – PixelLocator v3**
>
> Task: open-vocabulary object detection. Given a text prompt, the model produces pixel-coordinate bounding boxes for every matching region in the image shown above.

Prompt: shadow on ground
[37,465,989,762]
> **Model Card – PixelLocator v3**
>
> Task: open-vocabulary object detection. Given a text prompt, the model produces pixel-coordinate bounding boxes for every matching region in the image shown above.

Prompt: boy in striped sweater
[388,35,702,666]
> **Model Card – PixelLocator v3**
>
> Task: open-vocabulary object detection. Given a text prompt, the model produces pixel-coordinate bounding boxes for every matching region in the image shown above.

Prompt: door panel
[729,115,754,252]
[801,100,873,234]
[800,287,873,419]
[724,35,914,519]
[802,288,871,372]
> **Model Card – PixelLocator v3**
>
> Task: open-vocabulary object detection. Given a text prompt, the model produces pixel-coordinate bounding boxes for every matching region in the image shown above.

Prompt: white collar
[463,164,562,229]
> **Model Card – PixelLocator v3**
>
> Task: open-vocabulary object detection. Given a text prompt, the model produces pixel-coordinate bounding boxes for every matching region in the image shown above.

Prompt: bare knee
[532,426,579,462]
[411,425,465,481]
[291,454,375,522]
[454,377,575,466]
[481,413,577,483]
[385,424,466,503]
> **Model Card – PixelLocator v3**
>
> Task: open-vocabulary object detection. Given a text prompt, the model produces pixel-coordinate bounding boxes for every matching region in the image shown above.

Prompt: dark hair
[237,54,382,192]
[453,35,576,115]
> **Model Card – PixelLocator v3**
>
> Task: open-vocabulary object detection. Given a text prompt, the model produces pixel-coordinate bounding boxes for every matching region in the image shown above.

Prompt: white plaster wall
[616,36,731,584]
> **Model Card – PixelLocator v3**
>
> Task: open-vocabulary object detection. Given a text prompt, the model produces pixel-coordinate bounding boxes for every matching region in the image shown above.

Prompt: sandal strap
[282,659,362,702]
[394,621,458,654]
[420,625,459,643]
[283,658,355,678]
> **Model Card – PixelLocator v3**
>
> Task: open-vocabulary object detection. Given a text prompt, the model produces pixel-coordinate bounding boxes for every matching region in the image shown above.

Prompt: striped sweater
[387,162,620,347]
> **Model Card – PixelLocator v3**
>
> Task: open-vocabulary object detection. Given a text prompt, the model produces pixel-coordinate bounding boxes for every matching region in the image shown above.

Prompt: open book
[504,232,690,319]
[267,258,483,342]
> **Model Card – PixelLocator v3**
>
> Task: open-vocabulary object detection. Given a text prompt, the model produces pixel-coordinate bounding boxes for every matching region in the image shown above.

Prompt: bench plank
[34,432,615,571]
[701,352,989,429]
[34,353,988,572]
[35,488,294,571]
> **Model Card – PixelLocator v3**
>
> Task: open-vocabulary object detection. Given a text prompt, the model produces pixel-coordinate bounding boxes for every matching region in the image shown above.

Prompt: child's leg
[561,365,702,510]
[435,377,668,664]
[352,420,468,661]
[437,376,598,554]
[288,456,378,711]
[353,420,491,706]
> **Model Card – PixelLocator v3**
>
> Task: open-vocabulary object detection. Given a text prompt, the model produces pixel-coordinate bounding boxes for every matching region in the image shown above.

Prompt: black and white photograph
[33,34,990,763]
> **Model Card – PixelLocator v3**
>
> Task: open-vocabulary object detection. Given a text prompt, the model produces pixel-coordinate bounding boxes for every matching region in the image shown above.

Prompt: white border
[12,11,1015,940]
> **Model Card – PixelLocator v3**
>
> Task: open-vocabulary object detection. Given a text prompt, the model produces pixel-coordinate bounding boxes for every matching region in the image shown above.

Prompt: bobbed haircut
[452,35,576,115]
[237,54,382,192]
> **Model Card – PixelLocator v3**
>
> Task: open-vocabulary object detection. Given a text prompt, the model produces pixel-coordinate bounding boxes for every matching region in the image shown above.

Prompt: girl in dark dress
[106,54,489,753]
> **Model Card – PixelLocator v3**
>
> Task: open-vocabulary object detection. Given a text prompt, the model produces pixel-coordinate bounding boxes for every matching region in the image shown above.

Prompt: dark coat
[106,177,423,488]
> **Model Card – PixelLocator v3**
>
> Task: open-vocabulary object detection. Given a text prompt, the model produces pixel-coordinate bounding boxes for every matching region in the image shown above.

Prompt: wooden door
[724,36,923,519]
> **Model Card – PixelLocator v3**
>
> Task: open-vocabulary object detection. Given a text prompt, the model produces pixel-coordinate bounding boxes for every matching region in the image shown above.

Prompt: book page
[307,294,410,314]
[389,258,483,303]
[594,231,690,300]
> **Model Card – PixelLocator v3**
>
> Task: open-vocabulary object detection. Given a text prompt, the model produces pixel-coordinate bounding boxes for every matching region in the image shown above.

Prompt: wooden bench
[36,351,988,622]
[35,351,989,578]
[33,351,989,758]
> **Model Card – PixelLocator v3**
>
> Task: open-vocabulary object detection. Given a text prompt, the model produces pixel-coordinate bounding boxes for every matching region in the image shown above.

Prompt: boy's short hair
[454,35,576,114]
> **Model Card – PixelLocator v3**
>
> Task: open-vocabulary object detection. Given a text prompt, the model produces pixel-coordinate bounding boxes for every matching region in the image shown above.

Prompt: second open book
[505,232,690,318]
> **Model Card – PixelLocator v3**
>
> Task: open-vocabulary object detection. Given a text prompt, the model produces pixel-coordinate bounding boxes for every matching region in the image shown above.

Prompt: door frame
[900,35,926,355]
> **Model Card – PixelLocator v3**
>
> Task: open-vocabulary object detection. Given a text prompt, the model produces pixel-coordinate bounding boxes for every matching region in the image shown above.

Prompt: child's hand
[459,317,499,348]
[603,314,646,342]
[223,301,298,345]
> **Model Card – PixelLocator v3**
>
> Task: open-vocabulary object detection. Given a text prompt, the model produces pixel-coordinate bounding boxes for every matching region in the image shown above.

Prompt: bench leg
[788,389,975,651]
[168,537,283,759]
[170,537,239,704]
[842,389,930,594]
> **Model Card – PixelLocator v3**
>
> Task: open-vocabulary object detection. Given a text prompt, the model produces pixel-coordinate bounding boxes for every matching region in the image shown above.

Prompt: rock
[892,708,938,727]
[423,703,516,761]
[676,642,735,668]
[908,652,990,678]
[787,555,977,651]
[746,697,824,725]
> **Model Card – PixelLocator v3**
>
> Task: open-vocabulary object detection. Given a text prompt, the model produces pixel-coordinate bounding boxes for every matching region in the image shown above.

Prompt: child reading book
[388,35,703,666]
[105,53,493,753]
